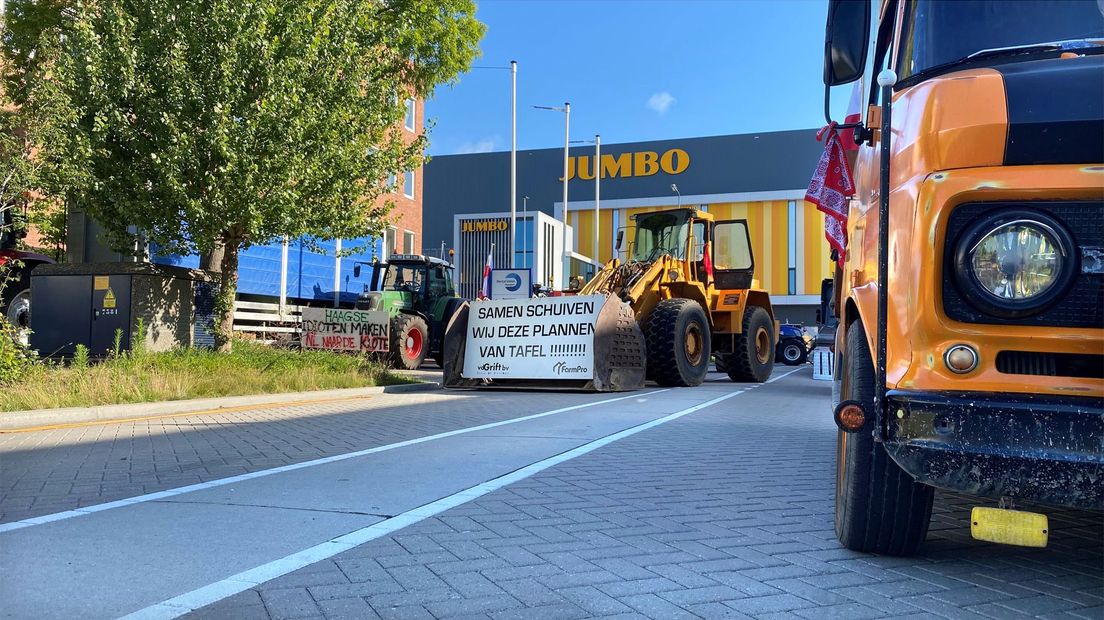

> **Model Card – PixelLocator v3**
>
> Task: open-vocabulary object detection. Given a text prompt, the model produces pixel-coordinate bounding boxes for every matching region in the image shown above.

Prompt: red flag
[806,123,856,268]
[478,249,493,299]
[838,82,863,151]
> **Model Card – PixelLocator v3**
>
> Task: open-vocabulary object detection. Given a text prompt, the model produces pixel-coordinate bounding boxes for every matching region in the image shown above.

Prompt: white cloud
[454,136,498,154]
[647,91,676,114]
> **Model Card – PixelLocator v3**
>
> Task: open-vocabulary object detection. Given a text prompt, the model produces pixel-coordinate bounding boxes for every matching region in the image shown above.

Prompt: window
[383,227,398,258]
[787,200,797,295]
[386,173,397,190]
[403,230,415,254]
[404,99,416,131]
[403,170,414,199]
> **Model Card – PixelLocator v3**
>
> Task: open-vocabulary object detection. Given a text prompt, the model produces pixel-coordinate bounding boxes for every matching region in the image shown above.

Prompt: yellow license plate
[971,507,1049,548]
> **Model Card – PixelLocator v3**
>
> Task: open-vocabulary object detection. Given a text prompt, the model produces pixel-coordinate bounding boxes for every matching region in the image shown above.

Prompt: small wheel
[835,320,933,555]
[390,314,428,370]
[780,340,807,366]
[727,306,774,382]
[645,298,710,387]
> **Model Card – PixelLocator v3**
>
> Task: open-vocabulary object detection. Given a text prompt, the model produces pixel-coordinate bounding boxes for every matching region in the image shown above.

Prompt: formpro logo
[553,362,588,375]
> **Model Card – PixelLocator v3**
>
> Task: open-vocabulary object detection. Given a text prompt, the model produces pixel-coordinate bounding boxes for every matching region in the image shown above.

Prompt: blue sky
[425,0,854,155]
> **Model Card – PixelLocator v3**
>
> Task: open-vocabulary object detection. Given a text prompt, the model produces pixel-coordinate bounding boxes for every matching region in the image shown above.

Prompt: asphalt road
[0,366,1100,619]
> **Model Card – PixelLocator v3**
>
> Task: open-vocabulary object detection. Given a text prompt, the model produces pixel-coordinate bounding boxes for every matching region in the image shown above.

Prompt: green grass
[0,341,413,412]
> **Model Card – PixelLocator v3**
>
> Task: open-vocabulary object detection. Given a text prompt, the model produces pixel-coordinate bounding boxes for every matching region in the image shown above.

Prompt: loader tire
[645,299,710,387]
[836,320,933,555]
[391,314,428,370]
[727,305,773,382]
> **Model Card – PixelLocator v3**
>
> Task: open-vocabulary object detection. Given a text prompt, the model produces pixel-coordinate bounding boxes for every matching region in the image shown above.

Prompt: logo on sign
[479,362,510,372]
[462,219,509,233]
[553,362,589,375]
[503,273,522,292]
[561,148,690,181]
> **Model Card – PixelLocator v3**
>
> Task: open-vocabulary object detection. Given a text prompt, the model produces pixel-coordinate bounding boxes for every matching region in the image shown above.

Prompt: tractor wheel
[645,299,710,387]
[779,339,808,366]
[390,314,428,370]
[727,306,774,382]
[1,275,31,346]
[835,320,933,555]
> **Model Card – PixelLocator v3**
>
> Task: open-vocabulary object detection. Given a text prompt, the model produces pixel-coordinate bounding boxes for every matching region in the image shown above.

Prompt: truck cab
[823,0,1103,555]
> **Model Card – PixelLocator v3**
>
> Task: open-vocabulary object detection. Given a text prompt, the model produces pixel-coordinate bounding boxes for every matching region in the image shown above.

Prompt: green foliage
[72,344,89,370]
[24,0,484,349]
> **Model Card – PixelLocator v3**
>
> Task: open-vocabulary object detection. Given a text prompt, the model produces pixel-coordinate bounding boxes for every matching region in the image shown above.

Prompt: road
[0,367,1100,619]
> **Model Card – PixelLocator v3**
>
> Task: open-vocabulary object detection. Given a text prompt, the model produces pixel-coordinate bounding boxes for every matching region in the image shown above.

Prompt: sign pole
[562,102,570,289]
[594,134,600,263]
[510,60,517,268]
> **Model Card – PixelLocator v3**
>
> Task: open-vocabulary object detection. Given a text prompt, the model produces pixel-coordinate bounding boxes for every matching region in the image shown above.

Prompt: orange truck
[822,0,1103,555]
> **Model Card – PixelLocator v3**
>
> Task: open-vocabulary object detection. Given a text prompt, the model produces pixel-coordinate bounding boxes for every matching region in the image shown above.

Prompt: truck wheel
[779,340,807,366]
[714,353,729,374]
[836,320,933,555]
[646,298,710,387]
[1,276,31,346]
[727,306,773,382]
[390,314,428,370]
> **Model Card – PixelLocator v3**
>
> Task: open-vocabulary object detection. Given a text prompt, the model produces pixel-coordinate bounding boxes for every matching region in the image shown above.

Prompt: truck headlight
[953,211,1075,318]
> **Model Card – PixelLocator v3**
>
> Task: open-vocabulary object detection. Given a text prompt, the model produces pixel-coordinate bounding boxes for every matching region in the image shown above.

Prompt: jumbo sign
[562,148,689,181]
[461,219,509,233]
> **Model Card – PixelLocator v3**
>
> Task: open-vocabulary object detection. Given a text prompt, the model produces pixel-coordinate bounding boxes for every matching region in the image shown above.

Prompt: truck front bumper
[884,390,1104,510]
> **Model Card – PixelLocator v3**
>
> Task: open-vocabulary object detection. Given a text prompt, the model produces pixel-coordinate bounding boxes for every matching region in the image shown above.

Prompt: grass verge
[0,341,413,412]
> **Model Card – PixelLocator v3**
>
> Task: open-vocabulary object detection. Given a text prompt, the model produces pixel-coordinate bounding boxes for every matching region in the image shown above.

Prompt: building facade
[424,129,833,323]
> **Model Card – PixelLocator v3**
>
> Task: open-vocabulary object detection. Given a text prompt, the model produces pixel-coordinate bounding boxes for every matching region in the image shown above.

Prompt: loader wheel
[391,314,428,370]
[645,299,710,387]
[836,320,933,556]
[727,306,774,382]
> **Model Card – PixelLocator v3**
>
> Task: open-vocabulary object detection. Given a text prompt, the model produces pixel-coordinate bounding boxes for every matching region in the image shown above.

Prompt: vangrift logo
[553,362,589,375]
[479,362,510,372]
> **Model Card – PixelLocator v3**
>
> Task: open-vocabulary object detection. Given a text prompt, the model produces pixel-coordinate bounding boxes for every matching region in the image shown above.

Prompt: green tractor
[354,254,464,370]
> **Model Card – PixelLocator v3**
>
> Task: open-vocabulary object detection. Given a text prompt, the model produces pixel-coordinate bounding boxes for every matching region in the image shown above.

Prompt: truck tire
[779,339,808,366]
[727,306,773,382]
[1,274,31,346]
[836,320,933,556]
[646,298,710,387]
[390,314,428,370]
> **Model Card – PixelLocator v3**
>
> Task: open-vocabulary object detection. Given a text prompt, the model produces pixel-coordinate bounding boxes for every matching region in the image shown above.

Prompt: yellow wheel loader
[442,208,776,391]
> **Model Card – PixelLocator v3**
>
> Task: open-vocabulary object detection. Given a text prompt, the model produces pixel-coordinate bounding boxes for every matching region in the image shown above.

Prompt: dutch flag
[479,247,494,299]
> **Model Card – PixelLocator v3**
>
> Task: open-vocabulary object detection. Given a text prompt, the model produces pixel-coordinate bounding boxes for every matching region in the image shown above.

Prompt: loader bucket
[442,294,646,392]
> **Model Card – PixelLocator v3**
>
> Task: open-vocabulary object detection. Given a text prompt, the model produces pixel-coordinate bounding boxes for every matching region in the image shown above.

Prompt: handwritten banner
[301,307,390,353]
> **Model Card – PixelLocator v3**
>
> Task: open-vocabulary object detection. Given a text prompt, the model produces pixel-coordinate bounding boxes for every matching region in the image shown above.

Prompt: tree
[40,0,484,350]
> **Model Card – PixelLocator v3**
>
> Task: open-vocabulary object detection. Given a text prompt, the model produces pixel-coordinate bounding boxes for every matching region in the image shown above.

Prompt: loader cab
[631,210,695,263]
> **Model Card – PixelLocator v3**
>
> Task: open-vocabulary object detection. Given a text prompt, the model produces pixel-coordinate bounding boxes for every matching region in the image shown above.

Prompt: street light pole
[534,102,571,289]
[522,195,528,267]
[594,134,600,262]
[671,183,681,209]
[510,60,517,268]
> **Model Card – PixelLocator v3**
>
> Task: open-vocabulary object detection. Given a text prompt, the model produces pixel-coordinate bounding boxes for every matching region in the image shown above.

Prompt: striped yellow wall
[571,198,836,297]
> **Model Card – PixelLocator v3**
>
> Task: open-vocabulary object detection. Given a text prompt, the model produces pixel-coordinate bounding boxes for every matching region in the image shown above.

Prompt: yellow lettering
[660,148,690,175]
[600,153,631,179]
[577,155,595,180]
[559,157,576,181]
[634,151,659,176]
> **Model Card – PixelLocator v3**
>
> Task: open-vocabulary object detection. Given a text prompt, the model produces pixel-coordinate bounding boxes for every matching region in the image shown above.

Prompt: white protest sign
[301,307,390,353]
[463,295,604,379]
[490,268,531,300]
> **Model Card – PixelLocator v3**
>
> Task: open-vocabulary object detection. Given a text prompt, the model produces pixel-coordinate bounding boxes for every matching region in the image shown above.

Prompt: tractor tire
[714,354,729,374]
[645,298,710,387]
[1,274,31,346]
[835,320,933,556]
[433,352,445,369]
[779,339,808,366]
[727,306,774,382]
[390,314,429,370]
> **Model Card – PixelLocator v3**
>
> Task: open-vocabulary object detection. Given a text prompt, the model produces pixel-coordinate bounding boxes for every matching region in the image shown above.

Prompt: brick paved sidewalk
[188,376,1104,620]
[0,389,628,524]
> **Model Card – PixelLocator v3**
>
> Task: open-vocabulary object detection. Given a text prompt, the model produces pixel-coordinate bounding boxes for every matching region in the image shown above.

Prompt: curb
[0,381,441,432]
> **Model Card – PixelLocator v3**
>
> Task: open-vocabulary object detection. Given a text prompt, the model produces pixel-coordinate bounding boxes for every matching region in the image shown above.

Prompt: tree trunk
[214,239,240,352]
[200,243,225,273]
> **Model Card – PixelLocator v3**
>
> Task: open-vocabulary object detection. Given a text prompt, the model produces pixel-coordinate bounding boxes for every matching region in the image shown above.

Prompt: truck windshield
[382,264,425,292]
[897,0,1104,84]
[632,212,690,262]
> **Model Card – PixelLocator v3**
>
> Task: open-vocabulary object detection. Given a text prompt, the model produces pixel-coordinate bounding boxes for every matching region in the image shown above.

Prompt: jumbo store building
[423,129,835,324]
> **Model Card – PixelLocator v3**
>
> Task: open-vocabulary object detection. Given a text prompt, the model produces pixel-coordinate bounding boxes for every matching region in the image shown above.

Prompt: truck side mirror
[823,0,870,86]
[615,230,625,252]
[353,264,361,278]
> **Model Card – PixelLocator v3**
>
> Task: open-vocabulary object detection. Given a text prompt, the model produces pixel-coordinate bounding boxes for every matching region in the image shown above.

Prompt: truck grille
[942,201,1104,328]
[996,351,1104,379]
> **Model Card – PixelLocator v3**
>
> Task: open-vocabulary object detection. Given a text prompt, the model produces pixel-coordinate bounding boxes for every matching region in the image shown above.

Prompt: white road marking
[0,389,671,534]
[121,384,769,620]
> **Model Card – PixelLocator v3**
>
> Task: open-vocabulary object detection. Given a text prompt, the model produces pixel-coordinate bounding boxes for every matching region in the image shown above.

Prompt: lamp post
[510,60,517,268]
[522,195,529,267]
[671,183,681,208]
[534,103,570,288]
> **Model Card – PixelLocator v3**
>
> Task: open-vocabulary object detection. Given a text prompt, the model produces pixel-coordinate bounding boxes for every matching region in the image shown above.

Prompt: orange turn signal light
[834,400,868,433]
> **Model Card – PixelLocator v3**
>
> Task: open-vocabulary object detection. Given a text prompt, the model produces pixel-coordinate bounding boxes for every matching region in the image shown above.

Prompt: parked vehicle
[0,208,54,340]
[776,324,813,366]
